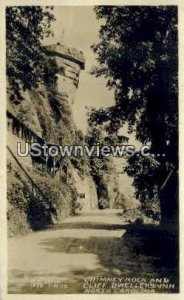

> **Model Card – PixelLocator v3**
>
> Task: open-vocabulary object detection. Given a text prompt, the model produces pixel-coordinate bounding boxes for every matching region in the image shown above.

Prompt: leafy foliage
[6,6,55,99]
[86,126,115,208]
[91,6,178,221]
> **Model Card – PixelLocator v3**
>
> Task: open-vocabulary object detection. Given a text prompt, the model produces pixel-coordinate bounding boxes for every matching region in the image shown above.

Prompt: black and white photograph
[0,1,182,297]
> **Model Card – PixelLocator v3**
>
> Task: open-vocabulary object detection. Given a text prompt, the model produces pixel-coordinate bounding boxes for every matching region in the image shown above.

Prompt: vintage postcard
[0,0,184,299]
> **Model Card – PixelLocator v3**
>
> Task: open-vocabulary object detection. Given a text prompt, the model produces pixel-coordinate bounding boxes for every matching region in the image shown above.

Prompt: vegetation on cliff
[86,126,119,209]
[6,6,84,235]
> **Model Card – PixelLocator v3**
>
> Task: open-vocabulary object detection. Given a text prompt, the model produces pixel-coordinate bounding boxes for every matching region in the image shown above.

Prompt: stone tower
[45,43,85,105]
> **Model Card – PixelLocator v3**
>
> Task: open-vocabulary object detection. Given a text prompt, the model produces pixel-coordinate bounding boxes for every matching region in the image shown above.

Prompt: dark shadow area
[46,222,131,231]
[27,200,53,231]
[45,219,179,239]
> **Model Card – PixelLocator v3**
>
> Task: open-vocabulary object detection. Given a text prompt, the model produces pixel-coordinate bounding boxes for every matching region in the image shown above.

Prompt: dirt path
[8,209,177,294]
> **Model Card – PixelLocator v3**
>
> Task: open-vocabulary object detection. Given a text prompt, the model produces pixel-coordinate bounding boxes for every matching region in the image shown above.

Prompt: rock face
[44,43,98,211]
[7,42,96,236]
[45,43,85,105]
[7,42,86,143]
[72,168,98,211]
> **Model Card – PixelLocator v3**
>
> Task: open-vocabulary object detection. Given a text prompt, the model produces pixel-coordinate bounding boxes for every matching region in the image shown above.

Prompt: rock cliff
[7,43,98,237]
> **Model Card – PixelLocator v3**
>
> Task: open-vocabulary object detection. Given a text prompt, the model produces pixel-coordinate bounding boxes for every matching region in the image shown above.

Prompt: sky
[44,6,141,147]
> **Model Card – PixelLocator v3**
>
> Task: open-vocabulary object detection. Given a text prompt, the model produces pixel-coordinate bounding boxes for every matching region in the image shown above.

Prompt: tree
[86,126,114,208]
[90,6,178,224]
[6,6,55,99]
